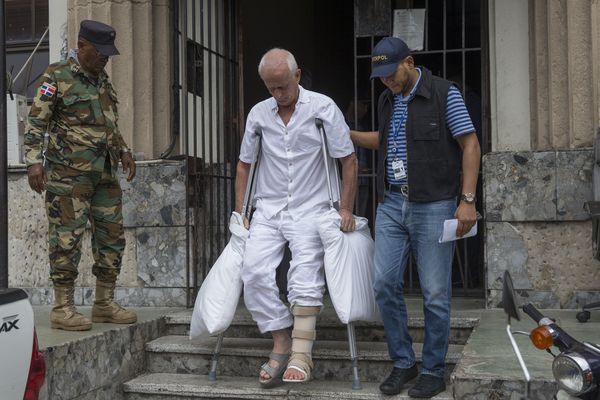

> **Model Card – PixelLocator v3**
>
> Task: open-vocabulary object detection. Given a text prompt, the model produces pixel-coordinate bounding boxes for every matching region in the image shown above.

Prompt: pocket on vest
[412,116,441,141]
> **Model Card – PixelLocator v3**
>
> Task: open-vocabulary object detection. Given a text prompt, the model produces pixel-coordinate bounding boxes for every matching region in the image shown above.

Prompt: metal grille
[353,0,488,295]
[174,0,240,306]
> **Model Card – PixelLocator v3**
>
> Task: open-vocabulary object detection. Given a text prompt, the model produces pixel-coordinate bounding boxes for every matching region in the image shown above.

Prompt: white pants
[241,208,326,333]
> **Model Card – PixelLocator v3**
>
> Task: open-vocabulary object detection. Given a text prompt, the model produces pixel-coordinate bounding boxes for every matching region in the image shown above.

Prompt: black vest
[376,67,462,203]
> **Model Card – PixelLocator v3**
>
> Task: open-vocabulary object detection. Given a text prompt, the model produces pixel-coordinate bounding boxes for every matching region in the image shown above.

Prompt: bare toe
[260,370,271,381]
[283,367,305,381]
[260,359,280,382]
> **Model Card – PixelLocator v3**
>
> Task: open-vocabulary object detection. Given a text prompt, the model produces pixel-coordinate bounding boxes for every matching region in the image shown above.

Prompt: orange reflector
[530,326,554,350]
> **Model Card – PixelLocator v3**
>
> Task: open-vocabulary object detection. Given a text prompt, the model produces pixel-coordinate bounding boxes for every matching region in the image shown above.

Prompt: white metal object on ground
[0,289,35,399]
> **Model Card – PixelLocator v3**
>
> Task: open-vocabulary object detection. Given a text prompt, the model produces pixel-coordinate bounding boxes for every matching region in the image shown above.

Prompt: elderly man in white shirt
[235,48,357,386]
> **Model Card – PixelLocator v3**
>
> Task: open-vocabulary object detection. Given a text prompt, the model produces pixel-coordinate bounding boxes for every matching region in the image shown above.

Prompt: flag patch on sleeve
[39,83,56,98]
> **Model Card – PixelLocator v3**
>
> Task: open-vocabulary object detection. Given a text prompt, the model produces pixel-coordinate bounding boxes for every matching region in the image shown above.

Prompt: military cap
[79,20,119,57]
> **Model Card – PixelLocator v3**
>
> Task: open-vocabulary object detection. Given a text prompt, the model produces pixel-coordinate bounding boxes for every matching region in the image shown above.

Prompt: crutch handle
[315,118,342,209]
[241,128,262,219]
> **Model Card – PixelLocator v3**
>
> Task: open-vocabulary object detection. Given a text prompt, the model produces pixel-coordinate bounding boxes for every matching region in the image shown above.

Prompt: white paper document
[392,9,426,51]
[439,219,477,243]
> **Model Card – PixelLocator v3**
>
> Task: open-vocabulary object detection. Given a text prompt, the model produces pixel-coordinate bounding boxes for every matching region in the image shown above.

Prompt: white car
[0,288,45,400]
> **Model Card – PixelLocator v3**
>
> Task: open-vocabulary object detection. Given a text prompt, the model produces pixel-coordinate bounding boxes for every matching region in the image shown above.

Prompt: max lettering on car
[0,314,20,333]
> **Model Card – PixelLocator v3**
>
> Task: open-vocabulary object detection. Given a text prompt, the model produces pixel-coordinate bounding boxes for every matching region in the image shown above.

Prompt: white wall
[49,0,68,63]
[489,0,531,151]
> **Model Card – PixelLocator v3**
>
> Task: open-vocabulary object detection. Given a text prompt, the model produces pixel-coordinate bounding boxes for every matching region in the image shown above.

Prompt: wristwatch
[120,147,132,156]
[460,192,476,204]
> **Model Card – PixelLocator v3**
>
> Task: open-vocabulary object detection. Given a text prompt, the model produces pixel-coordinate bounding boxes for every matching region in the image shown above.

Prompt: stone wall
[39,315,167,400]
[484,149,600,308]
[9,161,188,307]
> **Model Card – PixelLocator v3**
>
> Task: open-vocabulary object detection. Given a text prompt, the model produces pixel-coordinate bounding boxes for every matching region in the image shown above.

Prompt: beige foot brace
[283,305,320,382]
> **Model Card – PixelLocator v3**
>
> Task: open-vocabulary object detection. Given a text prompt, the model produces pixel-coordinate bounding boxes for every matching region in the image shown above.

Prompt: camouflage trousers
[45,158,125,286]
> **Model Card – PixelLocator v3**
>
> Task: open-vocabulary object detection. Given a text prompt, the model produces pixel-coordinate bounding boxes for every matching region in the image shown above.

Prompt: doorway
[240,0,355,118]
[237,0,487,296]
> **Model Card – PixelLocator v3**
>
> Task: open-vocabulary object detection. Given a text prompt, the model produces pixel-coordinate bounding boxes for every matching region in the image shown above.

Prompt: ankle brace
[291,305,320,354]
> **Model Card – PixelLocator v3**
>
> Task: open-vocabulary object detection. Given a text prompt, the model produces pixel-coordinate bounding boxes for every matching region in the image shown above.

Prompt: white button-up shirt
[239,86,354,221]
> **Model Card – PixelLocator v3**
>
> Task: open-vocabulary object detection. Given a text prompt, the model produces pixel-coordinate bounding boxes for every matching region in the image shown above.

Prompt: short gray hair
[258,48,298,76]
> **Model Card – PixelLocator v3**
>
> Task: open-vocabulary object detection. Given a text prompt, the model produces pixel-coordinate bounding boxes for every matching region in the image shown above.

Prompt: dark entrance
[238,0,488,296]
[240,0,355,118]
[178,0,488,301]
[239,0,355,295]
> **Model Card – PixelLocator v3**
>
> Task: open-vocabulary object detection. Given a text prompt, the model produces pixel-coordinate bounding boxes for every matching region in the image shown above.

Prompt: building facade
[7,0,599,308]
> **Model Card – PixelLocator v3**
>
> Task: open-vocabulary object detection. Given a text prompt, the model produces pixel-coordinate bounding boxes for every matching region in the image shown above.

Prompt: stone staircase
[123,303,476,399]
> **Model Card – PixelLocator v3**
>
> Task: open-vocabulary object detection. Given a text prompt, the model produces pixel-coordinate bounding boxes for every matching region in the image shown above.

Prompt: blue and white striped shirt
[386,69,475,185]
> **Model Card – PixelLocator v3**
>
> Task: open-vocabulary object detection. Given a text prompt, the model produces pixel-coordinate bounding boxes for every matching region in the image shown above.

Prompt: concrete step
[165,308,477,345]
[124,373,454,399]
[145,336,462,383]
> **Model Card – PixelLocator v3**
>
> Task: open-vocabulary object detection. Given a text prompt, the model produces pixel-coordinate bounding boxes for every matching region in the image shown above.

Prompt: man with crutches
[235,48,357,386]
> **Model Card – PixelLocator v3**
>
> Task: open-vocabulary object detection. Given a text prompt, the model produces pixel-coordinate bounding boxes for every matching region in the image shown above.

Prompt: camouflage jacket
[24,54,129,175]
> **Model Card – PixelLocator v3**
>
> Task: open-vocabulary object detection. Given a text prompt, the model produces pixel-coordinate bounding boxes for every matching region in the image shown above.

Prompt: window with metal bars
[6,0,49,100]
[174,0,240,305]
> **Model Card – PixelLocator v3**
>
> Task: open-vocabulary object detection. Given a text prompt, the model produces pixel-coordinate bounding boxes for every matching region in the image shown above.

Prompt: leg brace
[291,305,320,354]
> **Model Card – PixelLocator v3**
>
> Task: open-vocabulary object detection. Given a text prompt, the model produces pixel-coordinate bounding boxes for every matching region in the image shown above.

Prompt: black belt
[386,183,409,197]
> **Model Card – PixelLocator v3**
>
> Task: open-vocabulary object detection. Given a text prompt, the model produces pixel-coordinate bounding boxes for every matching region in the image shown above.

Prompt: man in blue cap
[25,20,136,331]
[351,37,481,397]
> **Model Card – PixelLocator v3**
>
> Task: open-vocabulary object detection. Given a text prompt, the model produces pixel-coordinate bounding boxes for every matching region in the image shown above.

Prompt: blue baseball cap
[370,37,411,79]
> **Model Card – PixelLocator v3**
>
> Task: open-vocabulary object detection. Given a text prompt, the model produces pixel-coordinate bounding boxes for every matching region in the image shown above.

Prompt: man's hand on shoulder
[27,164,47,194]
[121,151,136,181]
[339,208,356,232]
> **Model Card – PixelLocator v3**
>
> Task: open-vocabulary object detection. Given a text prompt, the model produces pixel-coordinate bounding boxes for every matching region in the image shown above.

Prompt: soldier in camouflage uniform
[24,20,137,331]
